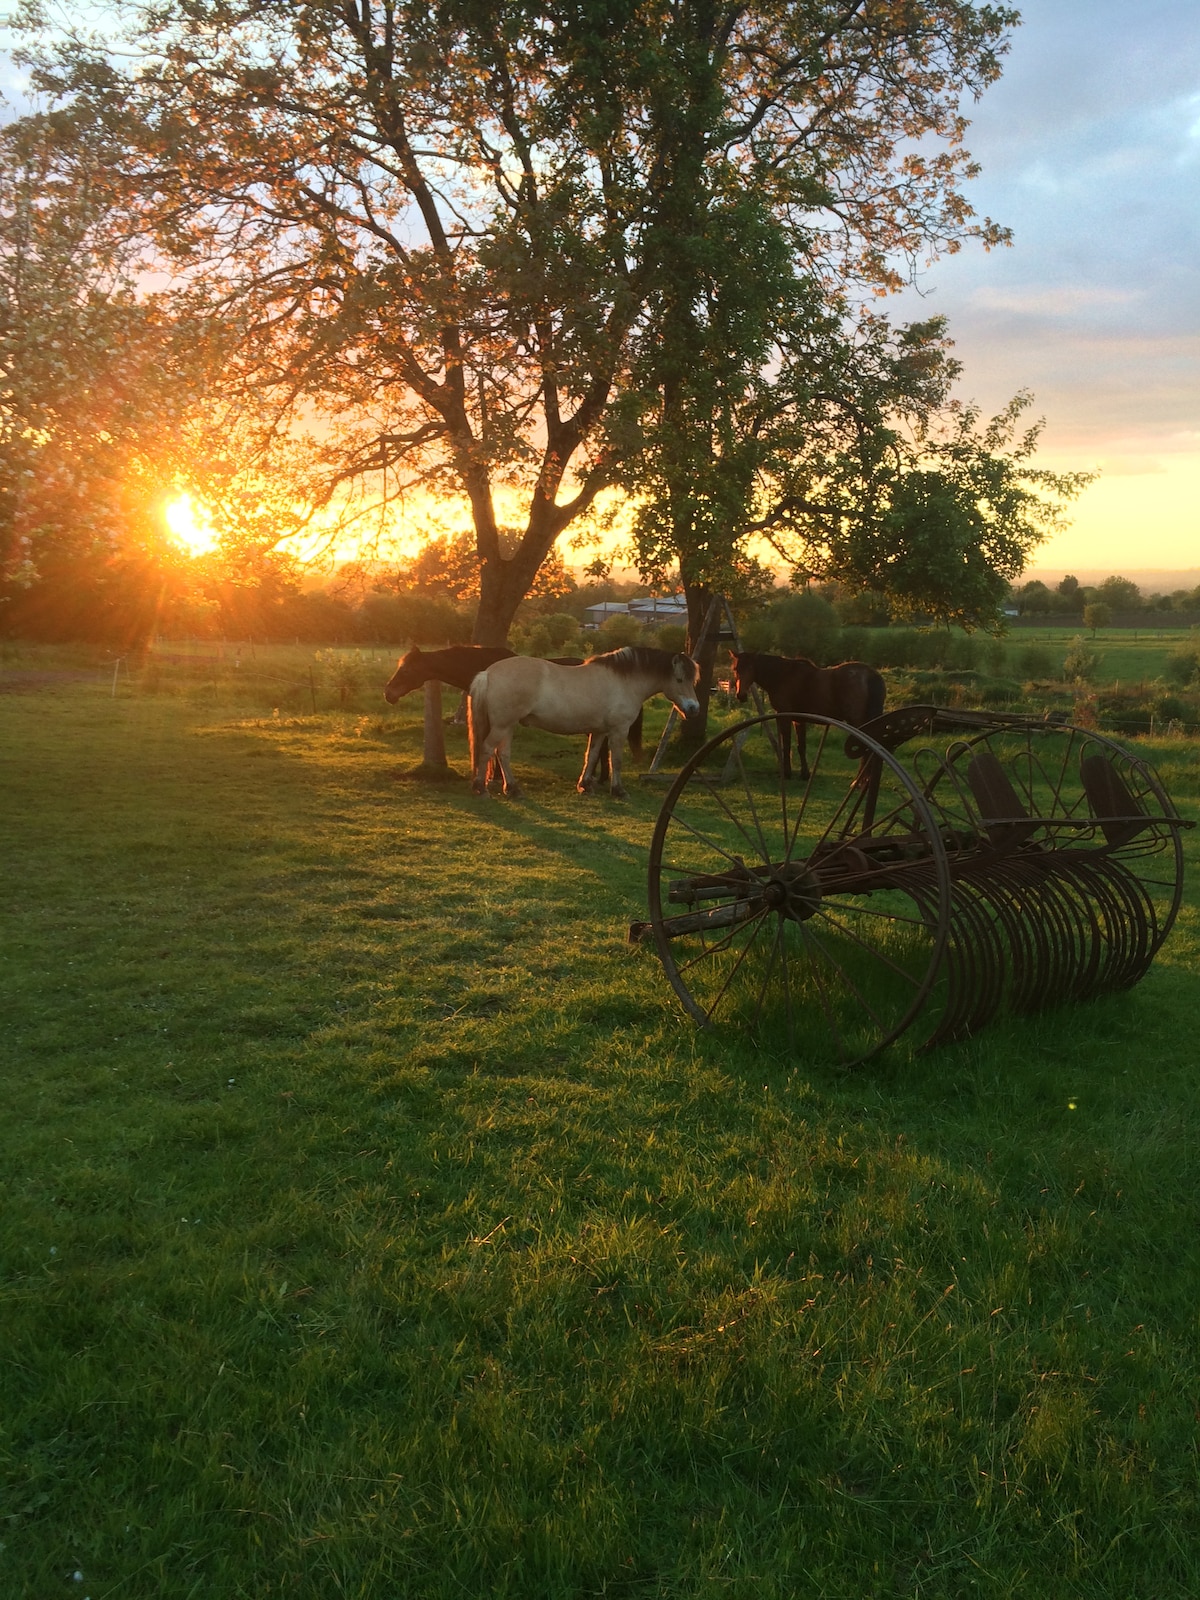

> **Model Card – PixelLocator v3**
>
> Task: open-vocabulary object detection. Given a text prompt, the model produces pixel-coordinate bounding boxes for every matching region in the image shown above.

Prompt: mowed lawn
[3,677,1200,1599]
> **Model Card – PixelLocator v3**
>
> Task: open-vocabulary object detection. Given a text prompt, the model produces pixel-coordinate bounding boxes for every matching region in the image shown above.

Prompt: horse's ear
[728,649,738,664]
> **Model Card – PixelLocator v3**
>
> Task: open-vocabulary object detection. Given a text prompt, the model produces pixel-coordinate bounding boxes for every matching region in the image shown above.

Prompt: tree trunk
[681,577,719,748]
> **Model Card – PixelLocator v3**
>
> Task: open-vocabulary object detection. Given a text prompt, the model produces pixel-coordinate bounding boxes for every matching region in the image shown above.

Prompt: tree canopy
[8,0,1061,646]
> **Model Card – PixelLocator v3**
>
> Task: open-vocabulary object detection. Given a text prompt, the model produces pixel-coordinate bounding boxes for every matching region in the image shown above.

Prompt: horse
[729,650,885,780]
[384,644,513,704]
[468,646,701,799]
[382,644,643,774]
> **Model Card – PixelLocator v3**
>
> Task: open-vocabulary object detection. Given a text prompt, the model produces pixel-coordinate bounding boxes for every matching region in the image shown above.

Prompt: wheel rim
[646,714,952,1066]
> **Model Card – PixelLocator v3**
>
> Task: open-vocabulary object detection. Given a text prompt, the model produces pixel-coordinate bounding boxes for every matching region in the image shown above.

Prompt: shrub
[357,591,471,645]
[769,590,840,662]
[597,611,646,648]
[1016,643,1056,680]
[838,626,868,664]
[654,622,688,653]
[539,612,585,652]
[984,638,1010,676]
[1165,644,1200,687]
[1152,692,1187,724]
[1062,636,1100,683]
[980,679,1022,707]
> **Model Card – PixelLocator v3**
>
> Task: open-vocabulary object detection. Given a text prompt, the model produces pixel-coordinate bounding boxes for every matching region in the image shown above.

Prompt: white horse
[468,646,701,798]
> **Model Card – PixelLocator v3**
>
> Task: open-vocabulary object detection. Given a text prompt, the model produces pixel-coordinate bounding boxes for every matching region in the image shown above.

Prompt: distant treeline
[1011,573,1200,617]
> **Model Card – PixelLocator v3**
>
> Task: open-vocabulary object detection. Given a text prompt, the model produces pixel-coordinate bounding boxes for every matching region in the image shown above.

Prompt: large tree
[18,0,1024,645]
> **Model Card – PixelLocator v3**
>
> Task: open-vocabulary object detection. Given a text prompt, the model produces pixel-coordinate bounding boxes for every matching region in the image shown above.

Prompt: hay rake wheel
[637,713,953,1066]
[635,707,1191,1064]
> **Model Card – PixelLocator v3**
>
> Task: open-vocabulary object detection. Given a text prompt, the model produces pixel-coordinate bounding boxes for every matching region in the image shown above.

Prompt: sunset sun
[164,493,218,557]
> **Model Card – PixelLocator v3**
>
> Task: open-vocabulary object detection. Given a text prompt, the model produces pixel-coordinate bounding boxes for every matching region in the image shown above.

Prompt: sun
[164,493,219,557]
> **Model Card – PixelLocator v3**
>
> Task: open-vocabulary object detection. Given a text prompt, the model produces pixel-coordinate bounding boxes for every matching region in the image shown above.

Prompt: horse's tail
[628,705,644,757]
[467,670,490,776]
[865,665,886,722]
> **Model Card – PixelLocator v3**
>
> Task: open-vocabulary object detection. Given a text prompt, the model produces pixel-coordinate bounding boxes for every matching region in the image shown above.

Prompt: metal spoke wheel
[643,714,953,1066]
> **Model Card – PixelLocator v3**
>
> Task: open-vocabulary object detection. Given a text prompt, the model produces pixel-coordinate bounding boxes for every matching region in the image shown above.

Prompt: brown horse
[383,644,643,765]
[730,651,885,780]
[469,647,700,798]
[384,644,513,704]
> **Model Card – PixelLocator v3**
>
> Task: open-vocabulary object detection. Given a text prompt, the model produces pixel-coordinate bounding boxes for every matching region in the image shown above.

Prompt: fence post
[422,680,448,769]
[308,668,317,714]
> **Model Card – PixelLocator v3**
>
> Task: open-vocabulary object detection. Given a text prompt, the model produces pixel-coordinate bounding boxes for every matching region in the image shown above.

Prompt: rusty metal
[634,708,1192,1064]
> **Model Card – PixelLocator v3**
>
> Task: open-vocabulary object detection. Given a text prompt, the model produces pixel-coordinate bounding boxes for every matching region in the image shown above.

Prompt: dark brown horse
[383,644,643,770]
[730,651,885,780]
[384,644,514,704]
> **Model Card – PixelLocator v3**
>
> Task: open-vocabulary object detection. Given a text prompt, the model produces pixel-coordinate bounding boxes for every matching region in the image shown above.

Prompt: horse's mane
[587,645,684,677]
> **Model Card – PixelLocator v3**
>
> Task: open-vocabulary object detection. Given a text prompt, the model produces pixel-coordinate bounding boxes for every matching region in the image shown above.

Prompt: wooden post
[422,679,448,769]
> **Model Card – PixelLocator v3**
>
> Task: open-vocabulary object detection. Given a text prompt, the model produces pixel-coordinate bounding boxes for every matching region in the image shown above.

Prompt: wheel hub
[764,861,822,922]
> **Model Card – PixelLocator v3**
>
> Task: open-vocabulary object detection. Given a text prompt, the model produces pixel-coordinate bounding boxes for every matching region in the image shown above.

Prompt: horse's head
[383,646,423,703]
[729,651,753,703]
[668,652,702,718]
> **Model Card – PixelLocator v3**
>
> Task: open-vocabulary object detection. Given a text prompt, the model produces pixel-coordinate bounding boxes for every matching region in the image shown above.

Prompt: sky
[3,2,1198,585]
[891,0,1200,582]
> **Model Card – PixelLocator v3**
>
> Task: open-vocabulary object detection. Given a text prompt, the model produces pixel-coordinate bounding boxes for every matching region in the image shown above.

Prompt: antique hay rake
[630,708,1192,1065]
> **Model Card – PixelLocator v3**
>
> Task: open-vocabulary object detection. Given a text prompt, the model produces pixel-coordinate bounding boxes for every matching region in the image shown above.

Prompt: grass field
[3,663,1200,1598]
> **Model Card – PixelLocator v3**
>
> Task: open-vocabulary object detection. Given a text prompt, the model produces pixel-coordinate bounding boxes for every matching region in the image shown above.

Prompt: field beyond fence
[2,657,1200,1598]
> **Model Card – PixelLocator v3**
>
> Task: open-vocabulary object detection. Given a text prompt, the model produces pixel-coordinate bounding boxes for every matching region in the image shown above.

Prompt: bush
[944,634,982,672]
[838,626,869,664]
[654,622,688,653]
[1152,692,1187,723]
[1062,636,1100,683]
[539,612,585,652]
[597,612,646,648]
[357,591,471,645]
[980,679,1022,707]
[771,590,840,661]
[1016,643,1056,680]
[1165,643,1200,687]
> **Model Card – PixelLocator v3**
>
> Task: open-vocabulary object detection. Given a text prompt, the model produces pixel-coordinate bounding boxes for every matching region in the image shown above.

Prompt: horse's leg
[472,732,494,794]
[777,715,792,780]
[495,734,522,798]
[577,734,602,793]
[795,717,809,781]
[608,730,626,800]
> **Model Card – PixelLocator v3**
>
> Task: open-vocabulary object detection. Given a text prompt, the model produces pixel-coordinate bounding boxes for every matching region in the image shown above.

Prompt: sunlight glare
[164,493,219,557]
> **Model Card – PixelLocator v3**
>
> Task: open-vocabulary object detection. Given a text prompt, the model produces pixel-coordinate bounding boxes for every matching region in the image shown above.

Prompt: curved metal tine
[947,882,1006,1038]
[808,903,933,987]
[699,906,779,1024]
[988,863,1049,1014]
[801,921,893,1038]
[674,905,772,978]
[1024,861,1088,1005]
[1049,864,1105,999]
[782,723,833,865]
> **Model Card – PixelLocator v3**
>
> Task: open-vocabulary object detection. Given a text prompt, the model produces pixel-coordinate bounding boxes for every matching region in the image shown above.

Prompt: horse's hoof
[610,785,628,800]
[505,785,524,799]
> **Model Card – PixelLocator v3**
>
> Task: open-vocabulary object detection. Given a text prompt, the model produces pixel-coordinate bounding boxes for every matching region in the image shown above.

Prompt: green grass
[1005,625,1199,689]
[3,667,1200,1598]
